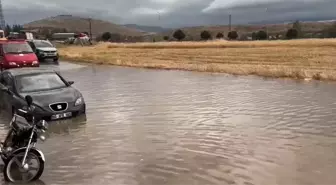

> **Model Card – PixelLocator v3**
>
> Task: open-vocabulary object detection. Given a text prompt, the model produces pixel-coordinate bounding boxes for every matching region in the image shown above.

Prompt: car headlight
[32,61,39,65]
[75,97,83,106]
[9,62,16,66]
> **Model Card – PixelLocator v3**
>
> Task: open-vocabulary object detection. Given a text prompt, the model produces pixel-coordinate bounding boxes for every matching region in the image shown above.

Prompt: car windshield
[15,73,67,93]
[3,43,34,54]
[33,40,53,48]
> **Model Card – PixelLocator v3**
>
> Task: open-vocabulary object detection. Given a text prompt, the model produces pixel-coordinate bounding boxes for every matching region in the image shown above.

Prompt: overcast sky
[3,0,336,28]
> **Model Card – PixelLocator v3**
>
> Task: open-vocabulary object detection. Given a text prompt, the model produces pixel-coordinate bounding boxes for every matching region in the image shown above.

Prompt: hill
[23,15,146,37]
[151,20,336,41]
[122,24,172,33]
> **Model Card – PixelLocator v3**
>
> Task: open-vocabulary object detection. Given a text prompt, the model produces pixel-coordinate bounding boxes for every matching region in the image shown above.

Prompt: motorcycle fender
[11,147,45,162]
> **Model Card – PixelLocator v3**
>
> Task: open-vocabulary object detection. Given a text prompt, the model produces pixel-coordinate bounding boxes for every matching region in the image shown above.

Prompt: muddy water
[1,61,336,185]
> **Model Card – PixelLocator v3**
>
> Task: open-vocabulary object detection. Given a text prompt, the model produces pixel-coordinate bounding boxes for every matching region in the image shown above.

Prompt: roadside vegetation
[59,38,336,81]
[95,20,336,42]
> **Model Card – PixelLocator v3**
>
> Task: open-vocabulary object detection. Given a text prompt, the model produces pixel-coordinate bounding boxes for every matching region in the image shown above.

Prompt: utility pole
[0,0,5,30]
[157,11,160,42]
[88,18,92,38]
[265,8,268,40]
[229,14,232,32]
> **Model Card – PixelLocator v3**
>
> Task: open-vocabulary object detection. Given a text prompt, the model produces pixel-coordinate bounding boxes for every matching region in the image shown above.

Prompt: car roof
[4,68,56,77]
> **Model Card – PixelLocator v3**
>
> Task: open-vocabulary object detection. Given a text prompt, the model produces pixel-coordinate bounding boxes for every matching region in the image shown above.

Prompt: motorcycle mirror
[25,95,33,106]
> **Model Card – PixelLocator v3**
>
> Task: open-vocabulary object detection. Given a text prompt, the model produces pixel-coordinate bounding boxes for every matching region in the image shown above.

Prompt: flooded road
[1,61,336,185]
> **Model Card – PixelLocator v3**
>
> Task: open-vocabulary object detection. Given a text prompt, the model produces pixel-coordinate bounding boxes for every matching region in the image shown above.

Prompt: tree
[163,36,169,40]
[227,31,238,40]
[256,30,267,40]
[200,30,212,40]
[12,24,23,32]
[216,32,224,39]
[286,28,298,39]
[101,32,112,41]
[292,20,302,38]
[4,25,11,36]
[173,29,185,41]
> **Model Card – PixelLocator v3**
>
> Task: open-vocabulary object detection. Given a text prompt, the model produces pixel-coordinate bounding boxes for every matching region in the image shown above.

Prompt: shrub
[200,30,212,40]
[227,31,238,40]
[256,30,267,40]
[216,32,224,39]
[173,29,186,41]
[286,28,298,39]
[101,32,112,41]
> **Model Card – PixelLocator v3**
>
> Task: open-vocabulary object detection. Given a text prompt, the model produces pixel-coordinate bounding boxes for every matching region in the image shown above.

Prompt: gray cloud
[2,0,335,28]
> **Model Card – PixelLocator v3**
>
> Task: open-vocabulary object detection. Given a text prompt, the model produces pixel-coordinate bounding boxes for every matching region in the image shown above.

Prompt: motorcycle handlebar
[17,108,28,114]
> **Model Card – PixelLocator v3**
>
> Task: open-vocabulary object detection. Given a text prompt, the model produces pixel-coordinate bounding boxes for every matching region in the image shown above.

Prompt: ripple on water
[0,62,336,185]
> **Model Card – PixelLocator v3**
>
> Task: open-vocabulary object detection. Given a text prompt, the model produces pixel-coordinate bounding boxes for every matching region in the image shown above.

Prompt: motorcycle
[0,95,48,183]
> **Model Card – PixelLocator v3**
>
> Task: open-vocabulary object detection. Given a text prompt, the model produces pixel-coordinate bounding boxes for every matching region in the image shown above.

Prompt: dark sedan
[0,68,86,121]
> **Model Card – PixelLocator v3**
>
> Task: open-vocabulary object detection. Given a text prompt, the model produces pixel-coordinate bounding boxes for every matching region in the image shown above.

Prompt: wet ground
[1,61,336,185]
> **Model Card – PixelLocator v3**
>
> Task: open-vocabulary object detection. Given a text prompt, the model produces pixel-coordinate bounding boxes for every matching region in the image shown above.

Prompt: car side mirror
[68,81,74,85]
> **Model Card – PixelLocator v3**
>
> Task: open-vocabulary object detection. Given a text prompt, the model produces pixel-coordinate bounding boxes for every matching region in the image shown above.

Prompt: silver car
[27,39,59,63]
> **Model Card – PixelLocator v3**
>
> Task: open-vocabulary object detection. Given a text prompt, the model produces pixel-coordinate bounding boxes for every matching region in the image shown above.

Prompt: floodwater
[1,61,336,185]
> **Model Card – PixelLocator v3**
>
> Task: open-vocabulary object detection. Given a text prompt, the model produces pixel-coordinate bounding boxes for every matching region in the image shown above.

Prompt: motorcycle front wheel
[3,149,44,183]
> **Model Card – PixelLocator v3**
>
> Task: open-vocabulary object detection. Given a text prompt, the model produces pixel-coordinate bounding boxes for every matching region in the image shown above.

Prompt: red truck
[0,39,39,70]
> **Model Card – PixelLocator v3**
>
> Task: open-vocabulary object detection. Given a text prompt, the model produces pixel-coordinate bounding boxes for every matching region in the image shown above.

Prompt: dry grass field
[58,39,336,80]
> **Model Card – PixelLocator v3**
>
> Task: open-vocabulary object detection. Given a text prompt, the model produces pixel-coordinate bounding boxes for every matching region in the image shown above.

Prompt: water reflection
[0,62,336,185]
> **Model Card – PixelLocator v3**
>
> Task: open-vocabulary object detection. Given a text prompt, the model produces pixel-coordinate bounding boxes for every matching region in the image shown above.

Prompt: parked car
[0,68,86,121]
[0,39,39,70]
[27,39,59,63]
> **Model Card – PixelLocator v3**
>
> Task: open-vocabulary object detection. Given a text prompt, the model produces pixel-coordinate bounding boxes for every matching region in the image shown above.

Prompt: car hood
[36,47,57,52]
[5,53,37,62]
[19,87,81,108]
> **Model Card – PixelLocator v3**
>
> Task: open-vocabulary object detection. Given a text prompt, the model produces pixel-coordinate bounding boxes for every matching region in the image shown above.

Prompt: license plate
[51,112,72,120]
